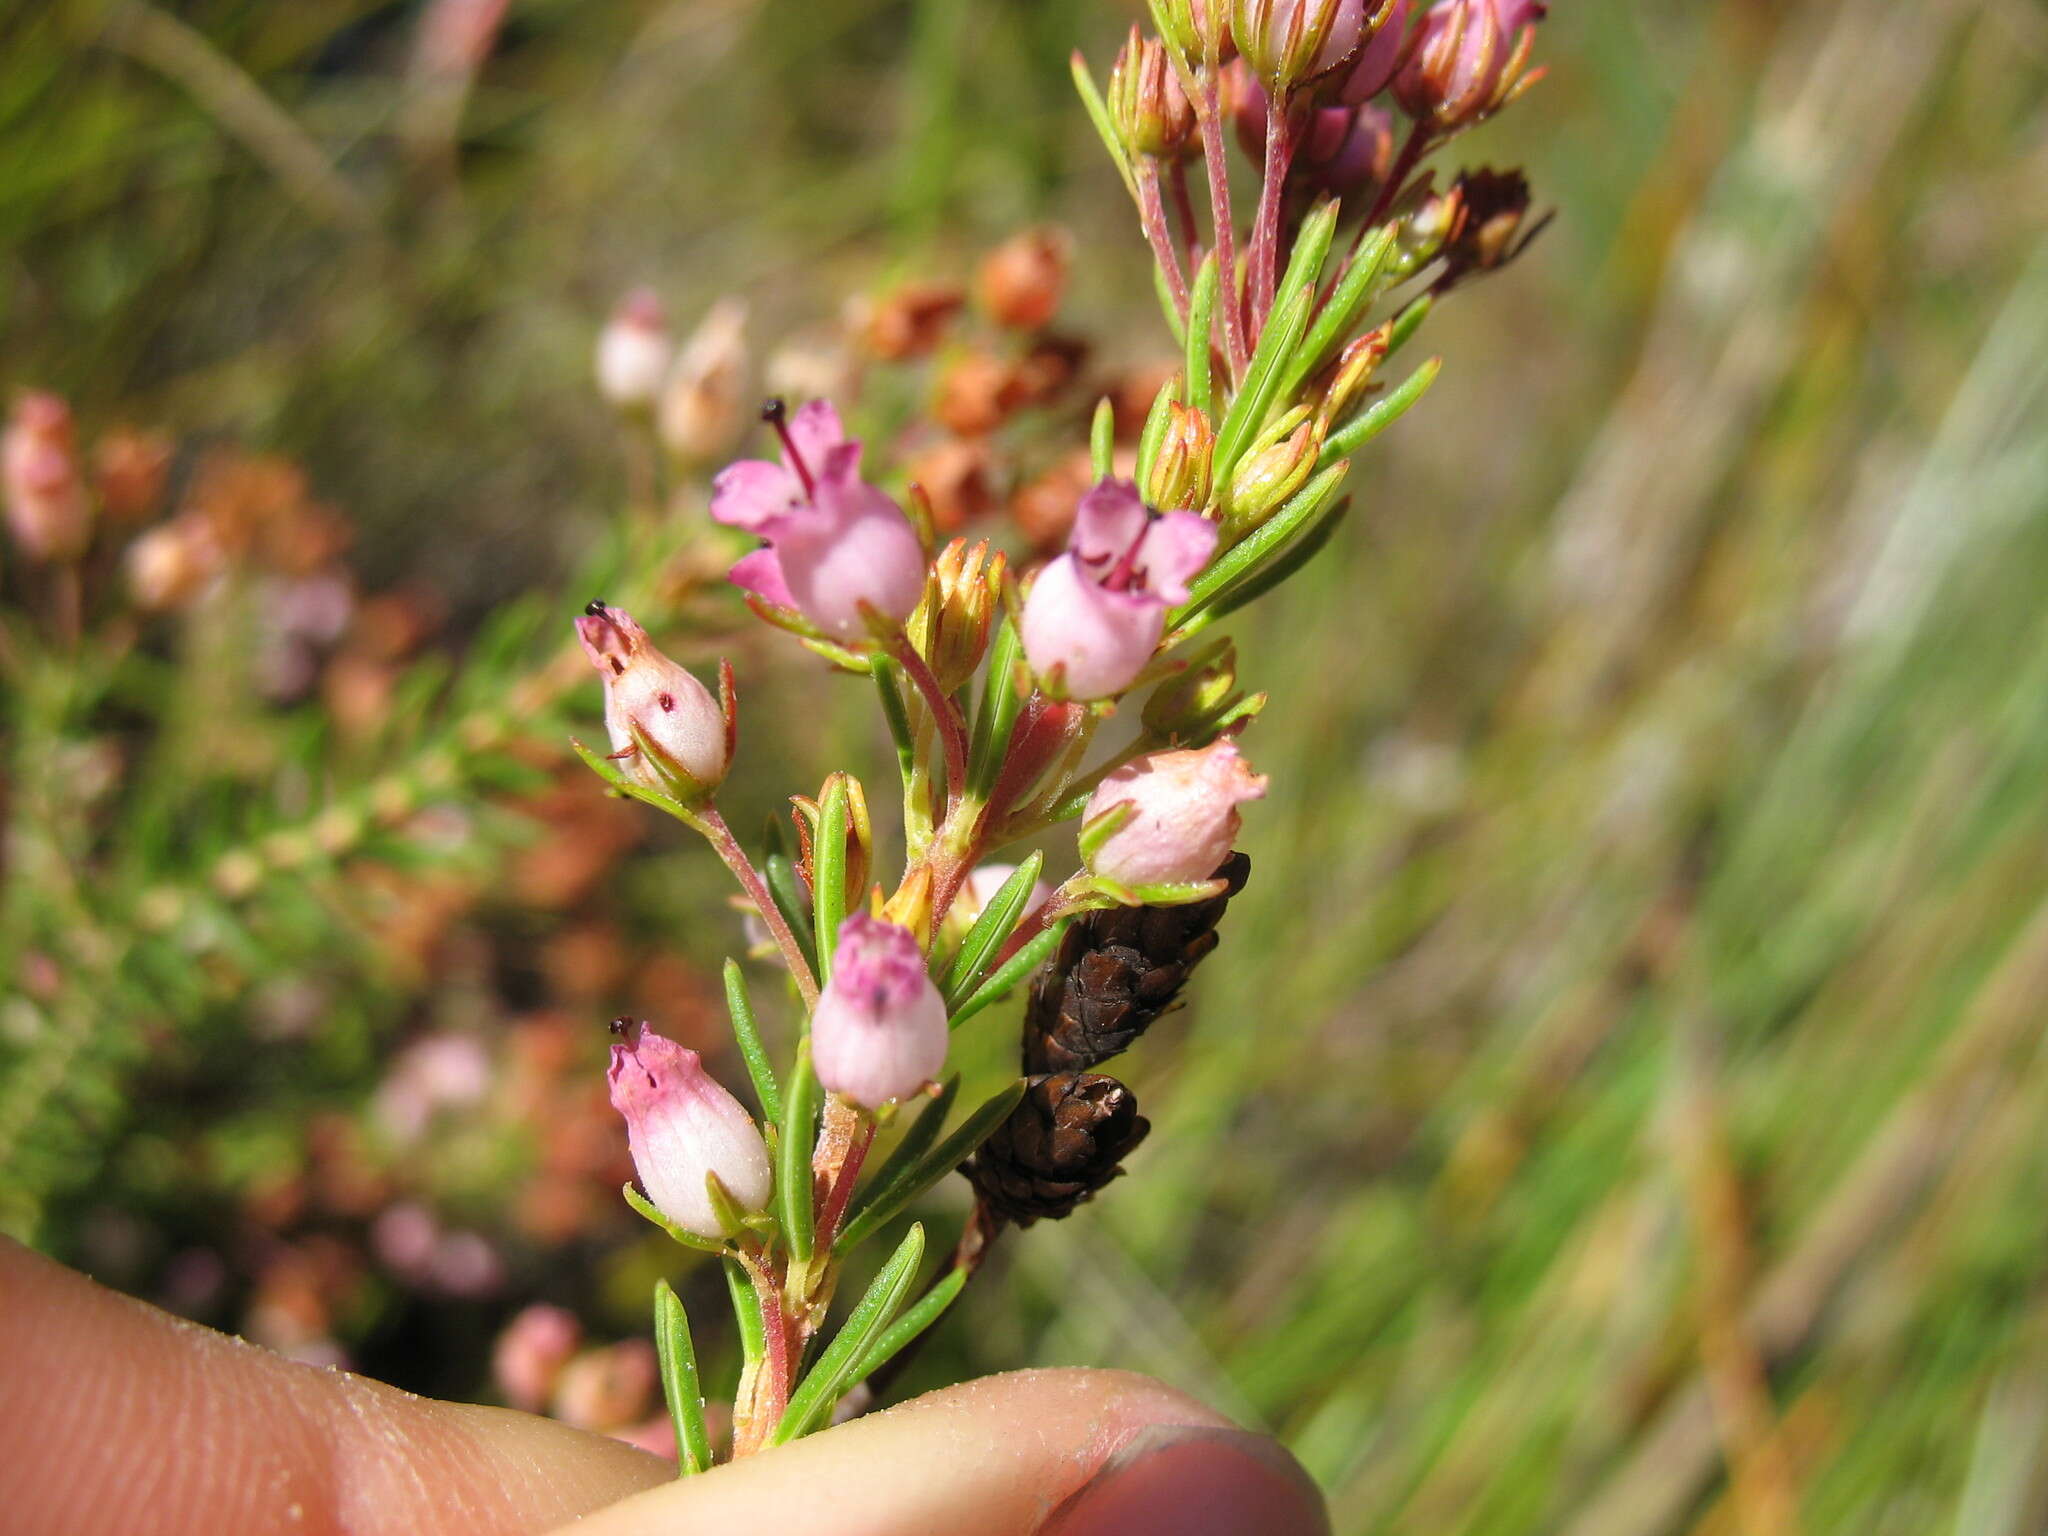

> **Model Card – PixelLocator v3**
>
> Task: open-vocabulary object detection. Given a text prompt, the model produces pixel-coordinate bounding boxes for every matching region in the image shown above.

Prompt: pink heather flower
[1336,0,1411,102]
[576,601,729,800]
[493,1303,583,1413]
[3,391,92,563]
[810,914,948,1110]
[594,288,672,408]
[1084,740,1268,888]
[710,398,927,641]
[608,1022,771,1239]
[1020,477,1217,701]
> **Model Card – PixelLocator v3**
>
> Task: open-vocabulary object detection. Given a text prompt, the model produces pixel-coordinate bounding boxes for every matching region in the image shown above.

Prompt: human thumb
[550,1366,1330,1536]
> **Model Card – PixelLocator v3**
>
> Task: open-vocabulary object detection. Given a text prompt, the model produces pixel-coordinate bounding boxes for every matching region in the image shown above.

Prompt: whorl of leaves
[1020,851,1250,1074]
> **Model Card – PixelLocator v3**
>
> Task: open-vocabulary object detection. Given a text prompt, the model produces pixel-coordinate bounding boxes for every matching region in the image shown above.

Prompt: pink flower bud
[492,1304,582,1413]
[607,1022,770,1239]
[594,288,672,408]
[575,601,729,800]
[1232,0,1367,90]
[1084,740,1268,888]
[1336,0,1411,102]
[1393,0,1544,129]
[3,392,93,563]
[711,398,927,641]
[1020,477,1217,701]
[810,914,948,1110]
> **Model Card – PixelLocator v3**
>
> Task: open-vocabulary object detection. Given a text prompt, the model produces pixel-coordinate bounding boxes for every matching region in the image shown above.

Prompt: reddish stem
[1169,158,1201,267]
[1362,120,1433,233]
[1250,94,1295,333]
[1196,73,1249,378]
[815,1117,878,1248]
[694,804,819,1006]
[1137,161,1191,324]
[892,638,968,808]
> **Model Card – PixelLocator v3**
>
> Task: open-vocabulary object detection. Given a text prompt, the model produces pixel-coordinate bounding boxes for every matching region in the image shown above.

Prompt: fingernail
[1040,1423,1331,1536]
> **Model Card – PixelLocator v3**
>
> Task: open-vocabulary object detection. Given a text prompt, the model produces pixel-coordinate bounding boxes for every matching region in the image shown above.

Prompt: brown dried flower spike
[964,1072,1151,1226]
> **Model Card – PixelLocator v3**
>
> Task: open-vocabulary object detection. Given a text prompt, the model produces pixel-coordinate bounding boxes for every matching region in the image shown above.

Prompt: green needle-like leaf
[853,1077,960,1214]
[722,960,782,1123]
[947,920,1070,1031]
[620,1182,728,1254]
[1185,253,1219,423]
[777,1040,819,1265]
[940,851,1045,1007]
[775,1222,928,1444]
[1090,396,1116,480]
[1213,274,1318,488]
[833,1079,1026,1254]
[1070,51,1138,202]
[764,852,819,977]
[967,620,1026,800]
[1317,356,1441,468]
[1170,461,1351,625]
[812,777,850,980]
[653,1279,713,1475]
[1279,223,1398,406]
[847,1264,970,1390]
[872,659,917,791]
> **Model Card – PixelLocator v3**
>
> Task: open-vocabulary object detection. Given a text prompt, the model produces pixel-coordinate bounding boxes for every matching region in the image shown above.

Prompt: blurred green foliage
[4,0,2048,1530]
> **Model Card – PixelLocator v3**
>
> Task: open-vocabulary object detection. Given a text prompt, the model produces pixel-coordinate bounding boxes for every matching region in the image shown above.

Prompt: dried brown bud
[859,282,965,361]
[964,1072,1151,1225]
[1436,167,1541,290]
[978,228,1071,332]
[1009,449,1095,553]
[94,429,174,524]
[907,438,996,534]
[1022,852,1250,1075]
[935,350,1018,437]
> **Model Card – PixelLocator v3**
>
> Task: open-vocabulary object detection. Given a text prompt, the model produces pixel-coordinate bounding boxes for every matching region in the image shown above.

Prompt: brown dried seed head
[964,1072,1151,1226]
[1022,852,1250,1075]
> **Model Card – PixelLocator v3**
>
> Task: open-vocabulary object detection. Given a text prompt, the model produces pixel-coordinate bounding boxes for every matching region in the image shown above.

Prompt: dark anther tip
[759,396,788,424]
[585,598,609,616]
[607,1015,634,1038]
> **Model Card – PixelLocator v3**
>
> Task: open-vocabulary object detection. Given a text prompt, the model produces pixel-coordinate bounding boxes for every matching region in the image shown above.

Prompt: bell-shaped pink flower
[1084,740,1268,888]
[810,914,948,1110]
[711,398,927,642]
[3,392,93,563]
[594,288,672,408]
[1336,0,1411,102]
[576,601,729,800]
[1020,478,1217,701]
[607,1022,771,1240]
